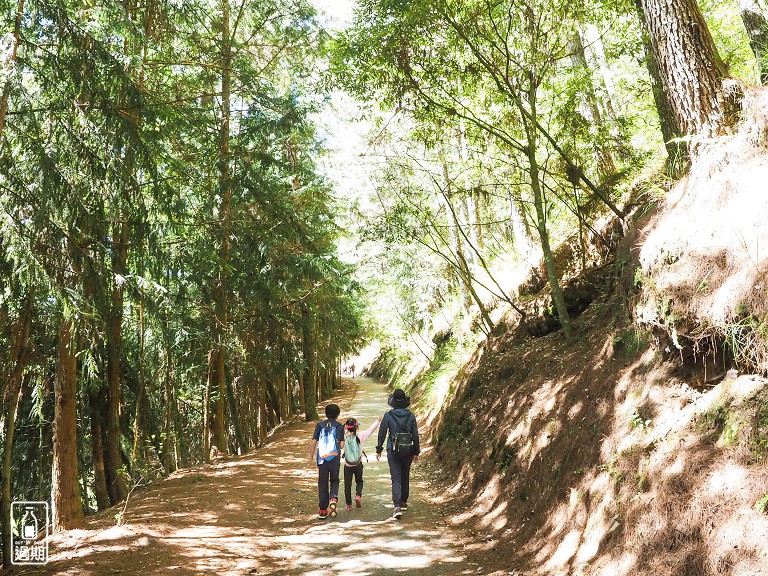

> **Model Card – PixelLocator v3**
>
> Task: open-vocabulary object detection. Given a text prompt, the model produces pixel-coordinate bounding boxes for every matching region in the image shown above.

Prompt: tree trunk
[569,30,617,180]
[471,189,484,250]
[440,163,495,332]
[203,349,213,461]
[162,327,174,475]
[740,0,768,83]
[297,367,305,414]
[209,0,232,455]
[521,89,573,339]
[439,162,472,312]
[582,24,621,124]
[105,221,129,504]
[88,390,111,511]
[131,297,146,466]
[301,304,318,421]
[1,292,33,567]
[258,376,268,445]
[226,376,248,454]
[278,351,289,422]
[636,0,730,137]
[52,318,84,531]
[633,0,686,160]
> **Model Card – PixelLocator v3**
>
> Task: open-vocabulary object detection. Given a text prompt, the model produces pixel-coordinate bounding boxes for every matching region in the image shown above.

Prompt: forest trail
[21,378,472,576]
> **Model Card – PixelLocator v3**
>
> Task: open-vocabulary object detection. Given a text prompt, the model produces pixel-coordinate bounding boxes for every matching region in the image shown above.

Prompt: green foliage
[748,395,768,463]
[696,403,740,446]
[613,326,649,357]
[629,407,652,431]
[0,0,369,517]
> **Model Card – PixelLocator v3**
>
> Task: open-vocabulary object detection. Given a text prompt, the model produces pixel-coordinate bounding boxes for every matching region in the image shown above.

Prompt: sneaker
[355,495,362,509]
[400,503,408,512]
[329,498,338,518]
[346,504,353,511]
[392,507,402,519]
[318,509,328,519]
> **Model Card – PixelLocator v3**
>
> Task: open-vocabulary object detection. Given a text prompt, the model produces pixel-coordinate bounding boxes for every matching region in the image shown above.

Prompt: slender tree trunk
[162,269,175,474]
[249,373,257,446]
[569,30,617,180]
[1,293,33,567]
[521,89,573,339]
[209,0,232,454]
[52,317,84,531]
[636,0,730,137]
[88,390,110,511]
[203,350,213,461]
[471,189,484,250]
[226,377,248,454]
[105,221,128,504]
[301,304,318,421]
[131,296,146,465]
[440,162,472,311]
[439,163,495,331]
[257,377,267,445]
[278,343,289,422]
[582,24,621,123]
[162,330,174,474]
[740,0,768,83]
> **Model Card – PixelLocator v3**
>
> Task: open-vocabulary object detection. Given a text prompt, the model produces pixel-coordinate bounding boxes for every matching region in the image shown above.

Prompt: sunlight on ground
[707,461,747,494]
[30,377,466,576]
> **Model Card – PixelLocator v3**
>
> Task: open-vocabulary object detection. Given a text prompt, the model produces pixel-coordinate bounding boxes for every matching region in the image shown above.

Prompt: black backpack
[390,412,414,459]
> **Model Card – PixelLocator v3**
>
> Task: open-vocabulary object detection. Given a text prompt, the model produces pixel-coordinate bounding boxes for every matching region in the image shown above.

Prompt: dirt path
[22,378,472,575]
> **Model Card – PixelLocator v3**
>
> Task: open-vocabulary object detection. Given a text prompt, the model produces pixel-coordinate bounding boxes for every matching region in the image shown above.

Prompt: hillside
[392,91,768,576]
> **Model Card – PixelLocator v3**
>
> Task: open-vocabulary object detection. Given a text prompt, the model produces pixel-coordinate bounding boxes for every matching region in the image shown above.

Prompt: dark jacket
[376,407,420,456]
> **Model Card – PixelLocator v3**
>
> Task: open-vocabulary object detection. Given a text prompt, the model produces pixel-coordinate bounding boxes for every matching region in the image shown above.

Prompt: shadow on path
[20,378,469,576]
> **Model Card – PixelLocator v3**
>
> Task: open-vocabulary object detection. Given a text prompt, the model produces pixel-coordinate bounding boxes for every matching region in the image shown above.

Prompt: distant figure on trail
[309,404,345,520]
[342,417,381,511]
[350,363,356,379]
[376,389,420,519]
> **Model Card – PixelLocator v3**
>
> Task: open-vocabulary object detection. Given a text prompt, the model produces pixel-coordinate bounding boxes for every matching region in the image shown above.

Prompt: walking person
[342,417,381,511]
[376,389,420,519]
[309,404,345,520]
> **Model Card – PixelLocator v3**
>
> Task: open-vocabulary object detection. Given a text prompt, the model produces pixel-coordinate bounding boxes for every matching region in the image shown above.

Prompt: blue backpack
[317,422,339,462]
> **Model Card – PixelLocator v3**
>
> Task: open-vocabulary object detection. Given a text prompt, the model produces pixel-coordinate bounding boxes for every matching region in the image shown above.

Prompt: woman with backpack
[342,417,380,511]
[375,389,420,519]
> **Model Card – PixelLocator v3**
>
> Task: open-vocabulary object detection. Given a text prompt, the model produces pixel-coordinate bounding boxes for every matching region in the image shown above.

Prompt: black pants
[343,463,364,504]
[387,450,413,507]
[317,458,340,510]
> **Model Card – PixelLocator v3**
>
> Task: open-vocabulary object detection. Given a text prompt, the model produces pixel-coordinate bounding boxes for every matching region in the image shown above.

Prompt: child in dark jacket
[376,389,420,519]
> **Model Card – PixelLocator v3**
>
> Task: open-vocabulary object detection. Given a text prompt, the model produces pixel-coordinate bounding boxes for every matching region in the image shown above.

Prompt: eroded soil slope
[432,288,768,576]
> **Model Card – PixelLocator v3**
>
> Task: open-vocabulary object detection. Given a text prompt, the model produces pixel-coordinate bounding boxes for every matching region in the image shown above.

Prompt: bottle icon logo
[11,501,48,565]
[21,508,38,539]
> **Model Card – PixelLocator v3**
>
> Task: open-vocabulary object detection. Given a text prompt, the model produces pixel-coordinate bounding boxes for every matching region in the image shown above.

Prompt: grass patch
[748,394,768,463]
[696,402,740,446]
[613,326,649,357]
